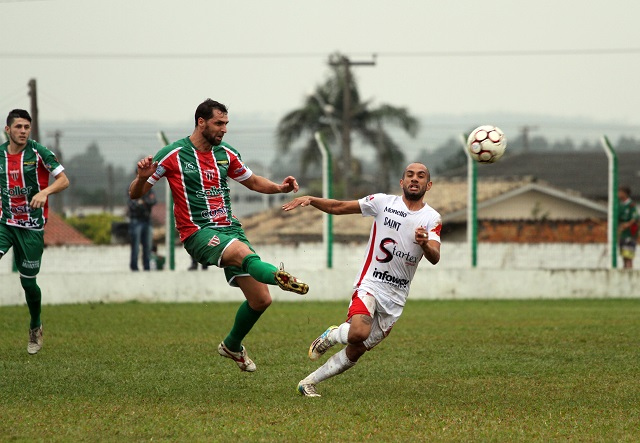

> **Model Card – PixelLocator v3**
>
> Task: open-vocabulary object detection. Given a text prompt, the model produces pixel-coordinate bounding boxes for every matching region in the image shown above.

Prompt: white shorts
[347,288,404,350]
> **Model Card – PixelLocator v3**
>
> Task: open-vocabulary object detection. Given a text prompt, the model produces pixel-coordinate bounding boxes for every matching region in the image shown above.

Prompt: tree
[276,52,419,197]
[64,142,128,209]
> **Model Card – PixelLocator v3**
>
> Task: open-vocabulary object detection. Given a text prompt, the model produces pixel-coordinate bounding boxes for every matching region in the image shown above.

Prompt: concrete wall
[1,243,638,306]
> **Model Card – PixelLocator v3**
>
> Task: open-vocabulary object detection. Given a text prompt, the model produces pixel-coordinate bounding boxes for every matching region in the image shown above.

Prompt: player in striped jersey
[283,163,441,397]
[0,109,70,354]
[129,99,308,372]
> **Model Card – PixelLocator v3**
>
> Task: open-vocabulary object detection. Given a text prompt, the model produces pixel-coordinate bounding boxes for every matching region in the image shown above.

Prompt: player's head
[194,99,228,127]
[400,162,431,201]
[195,99,229,146]
[6,109,31,127]
[5,109,32,148]
[618,185,632,201]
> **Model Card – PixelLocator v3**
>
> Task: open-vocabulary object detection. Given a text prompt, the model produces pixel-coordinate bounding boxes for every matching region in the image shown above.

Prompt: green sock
[241,254,277,285]
[224,301,265,352]
[21,277,42,329]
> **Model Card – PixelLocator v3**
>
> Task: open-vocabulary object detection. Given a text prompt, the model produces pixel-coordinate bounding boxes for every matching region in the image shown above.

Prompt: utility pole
[328,54,376,198]
[28,79,40,142]
[519,125,538,152]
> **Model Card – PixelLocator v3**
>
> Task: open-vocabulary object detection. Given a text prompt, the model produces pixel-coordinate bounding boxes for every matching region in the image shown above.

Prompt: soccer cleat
[297,381,321,397]
[275,263,309,295]
[27,324,43,355]
[308,325,338,361]
[217,341,256,372]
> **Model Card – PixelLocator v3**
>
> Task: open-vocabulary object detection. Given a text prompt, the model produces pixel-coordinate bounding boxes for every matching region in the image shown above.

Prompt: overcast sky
[2,0,639,135]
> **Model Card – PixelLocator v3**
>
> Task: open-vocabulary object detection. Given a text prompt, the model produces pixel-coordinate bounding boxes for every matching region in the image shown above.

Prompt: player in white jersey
[282,162,441,397]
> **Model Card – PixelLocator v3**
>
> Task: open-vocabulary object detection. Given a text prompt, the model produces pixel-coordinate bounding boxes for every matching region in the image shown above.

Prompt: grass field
[1,299,639,442]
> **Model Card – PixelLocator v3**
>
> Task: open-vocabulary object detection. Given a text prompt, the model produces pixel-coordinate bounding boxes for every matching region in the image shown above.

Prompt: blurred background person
[617,185,639,269]
[127,185,156,271]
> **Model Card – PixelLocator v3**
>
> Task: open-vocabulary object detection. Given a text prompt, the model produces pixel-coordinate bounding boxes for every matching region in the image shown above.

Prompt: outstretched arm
[282,196,361,215]
[241,174,299,194]
[129,155,157,199]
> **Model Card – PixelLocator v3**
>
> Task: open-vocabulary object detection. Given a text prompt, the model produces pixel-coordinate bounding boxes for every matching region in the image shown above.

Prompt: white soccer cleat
[27,324,43,355]
[217,341,257,372]
[297,381,321,397]
[308,325,338,361]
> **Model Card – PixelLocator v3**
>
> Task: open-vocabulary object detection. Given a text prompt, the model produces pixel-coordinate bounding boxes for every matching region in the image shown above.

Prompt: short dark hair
[6,109,31,127]
[194,99,228,127]
[620,185,632,197]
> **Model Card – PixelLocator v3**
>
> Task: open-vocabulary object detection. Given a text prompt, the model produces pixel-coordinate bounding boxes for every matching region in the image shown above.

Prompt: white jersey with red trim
[353,193,441,308]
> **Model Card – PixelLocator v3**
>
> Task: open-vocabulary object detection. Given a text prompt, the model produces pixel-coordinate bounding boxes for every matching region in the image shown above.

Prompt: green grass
[1,299,639,442]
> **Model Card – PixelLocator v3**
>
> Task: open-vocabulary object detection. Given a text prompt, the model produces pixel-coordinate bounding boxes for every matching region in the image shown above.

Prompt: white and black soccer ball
[466,125,507,163]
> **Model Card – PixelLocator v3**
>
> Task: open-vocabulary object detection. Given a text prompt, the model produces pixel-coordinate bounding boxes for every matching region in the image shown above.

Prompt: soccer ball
[466,125,507,163]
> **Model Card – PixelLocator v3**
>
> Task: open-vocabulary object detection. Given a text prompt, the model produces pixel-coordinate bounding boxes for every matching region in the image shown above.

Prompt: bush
[66,213,125,245]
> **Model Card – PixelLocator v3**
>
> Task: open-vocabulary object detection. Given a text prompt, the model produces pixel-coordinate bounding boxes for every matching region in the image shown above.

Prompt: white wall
[1,243,637,306]
[0,242,616,275]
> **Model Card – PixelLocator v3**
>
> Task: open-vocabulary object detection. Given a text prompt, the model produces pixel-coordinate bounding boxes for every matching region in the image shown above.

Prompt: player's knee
[20,276,38,291]
[347,328,370,344]
[248,293,272,311]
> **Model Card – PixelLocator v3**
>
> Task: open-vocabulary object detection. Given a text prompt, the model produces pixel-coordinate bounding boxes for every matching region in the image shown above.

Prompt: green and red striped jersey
[0,140,64,230]
[148,137,252,242]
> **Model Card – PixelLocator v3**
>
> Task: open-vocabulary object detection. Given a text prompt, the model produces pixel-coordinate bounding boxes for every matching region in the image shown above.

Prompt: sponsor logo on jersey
[366,194,375,201]
[217,160,229,165]
[207,235,220,247]
[384,206,407,218]
[2,185,31,197]
[195,187,230,199]
[233,166,247,176]
[0,165,4,173]
[431,222,442,237]
[183,162,198,173]
[10,204,31,214]
[376,237,419,265]
[8,218,39,228]
[372,267,410,288]
[201,207,228,219]
[384,217,402,231]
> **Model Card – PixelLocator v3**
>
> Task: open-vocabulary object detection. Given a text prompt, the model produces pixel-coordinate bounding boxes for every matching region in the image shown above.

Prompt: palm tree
[276,53,419,198]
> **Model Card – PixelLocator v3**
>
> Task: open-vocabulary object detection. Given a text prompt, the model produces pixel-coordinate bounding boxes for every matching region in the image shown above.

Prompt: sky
[1,0,639,167]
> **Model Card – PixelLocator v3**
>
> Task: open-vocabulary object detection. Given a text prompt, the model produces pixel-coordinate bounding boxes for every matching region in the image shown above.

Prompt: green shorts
[0,224,44,277]
[183,226,256,287]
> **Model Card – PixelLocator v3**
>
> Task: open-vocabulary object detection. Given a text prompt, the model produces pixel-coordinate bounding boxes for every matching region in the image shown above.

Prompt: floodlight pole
[601,135,618,269]
[158,131,176,271]
[314,131,333,269]
[460,134,478,268]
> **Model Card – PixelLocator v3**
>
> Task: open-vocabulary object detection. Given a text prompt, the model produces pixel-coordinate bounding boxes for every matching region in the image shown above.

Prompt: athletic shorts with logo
[183,225,256,287]
[0,224,44,277]
[347,288,403,350]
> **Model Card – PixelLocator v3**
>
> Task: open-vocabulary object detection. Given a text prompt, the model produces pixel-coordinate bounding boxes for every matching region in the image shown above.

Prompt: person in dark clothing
[127,188,156,271]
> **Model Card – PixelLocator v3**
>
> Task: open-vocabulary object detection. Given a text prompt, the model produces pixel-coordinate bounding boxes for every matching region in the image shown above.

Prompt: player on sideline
[282,162,441,397]
[129,99,308,372]
[0,109,70,354]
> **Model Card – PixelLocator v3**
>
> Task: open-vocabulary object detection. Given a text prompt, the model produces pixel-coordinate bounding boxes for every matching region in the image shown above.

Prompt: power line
[1,47,640,60]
